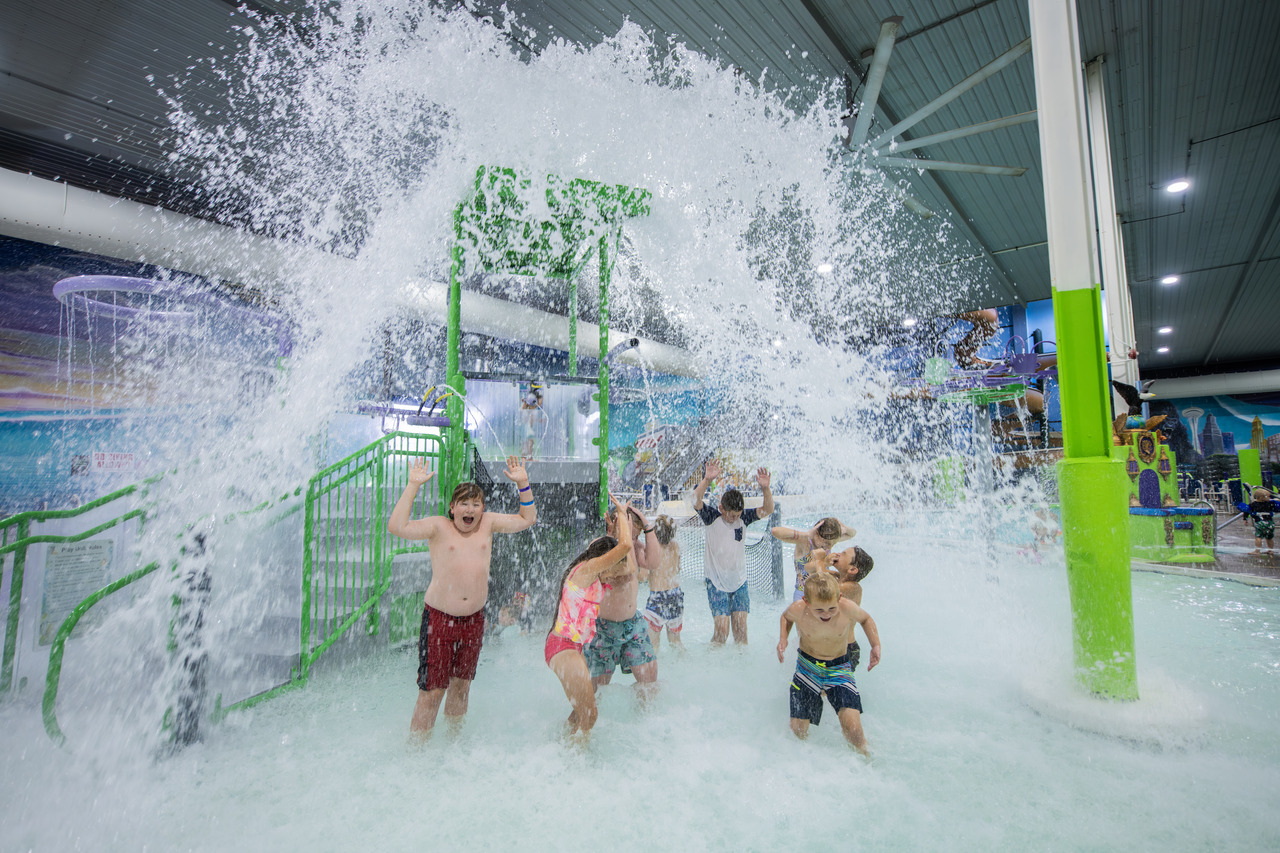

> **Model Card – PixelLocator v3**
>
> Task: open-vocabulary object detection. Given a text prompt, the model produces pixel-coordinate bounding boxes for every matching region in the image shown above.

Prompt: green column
[446,243,467,495]
[596,236,610,519]
[1031,0,1137,699]
[1238,449,1262,491]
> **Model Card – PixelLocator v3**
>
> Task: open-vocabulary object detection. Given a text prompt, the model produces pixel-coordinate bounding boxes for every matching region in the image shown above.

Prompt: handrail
[42,560,162,745]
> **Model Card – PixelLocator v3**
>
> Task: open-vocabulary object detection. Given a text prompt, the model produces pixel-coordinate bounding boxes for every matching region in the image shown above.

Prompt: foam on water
[5,540,1280,850]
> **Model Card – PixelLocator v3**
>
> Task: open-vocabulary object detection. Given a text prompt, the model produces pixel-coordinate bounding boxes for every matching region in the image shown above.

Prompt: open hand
[776,639,787,663]
[503,455,530,486]
[408,462,435,486]
[705,459,722,481]
[867,645,881,671]
[755,467,771,489]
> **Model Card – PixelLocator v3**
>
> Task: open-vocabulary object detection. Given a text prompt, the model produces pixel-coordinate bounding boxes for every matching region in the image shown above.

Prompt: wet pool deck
[1136,509,1280,586]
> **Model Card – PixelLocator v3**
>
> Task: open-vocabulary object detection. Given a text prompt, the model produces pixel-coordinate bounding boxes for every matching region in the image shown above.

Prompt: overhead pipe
[876,110,1038,155]
[848,17,903,149]
[1146,368,1280,400]
[0,168,697,376]
[878,157,1027,177]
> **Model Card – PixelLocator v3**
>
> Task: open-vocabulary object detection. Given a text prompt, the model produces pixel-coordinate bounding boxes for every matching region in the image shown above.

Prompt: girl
[770,517,856,601]
[545,493,634,741]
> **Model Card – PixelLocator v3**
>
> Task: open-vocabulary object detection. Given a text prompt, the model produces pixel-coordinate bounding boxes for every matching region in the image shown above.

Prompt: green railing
[1,476,162,695]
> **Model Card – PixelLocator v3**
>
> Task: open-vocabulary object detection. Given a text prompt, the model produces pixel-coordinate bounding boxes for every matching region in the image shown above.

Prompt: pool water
[5,539,1279,851]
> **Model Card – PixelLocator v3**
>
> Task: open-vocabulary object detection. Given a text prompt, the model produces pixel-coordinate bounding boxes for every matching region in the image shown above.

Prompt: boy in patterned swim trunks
[640,515,684,651]
[777,571,881,755]
[582,504,659,698]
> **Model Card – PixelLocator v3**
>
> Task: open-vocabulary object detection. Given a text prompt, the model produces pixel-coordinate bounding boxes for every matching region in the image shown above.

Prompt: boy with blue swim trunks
[692,459,773,646]
[777,571,881,755]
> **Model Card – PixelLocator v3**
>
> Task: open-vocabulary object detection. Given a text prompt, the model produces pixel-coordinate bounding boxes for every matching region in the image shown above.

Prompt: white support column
[1085,59,1140,399]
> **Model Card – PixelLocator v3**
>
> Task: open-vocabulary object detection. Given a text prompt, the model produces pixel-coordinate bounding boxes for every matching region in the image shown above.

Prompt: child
[770,517,857,601]
[1248,487,1275,554]
[692,458,774,645]
[386,455,537,740]
[777,571,881,755]
[585,504,659,695]
[546,494,634,742]
[807,546,876,670]
[640,515,684,651]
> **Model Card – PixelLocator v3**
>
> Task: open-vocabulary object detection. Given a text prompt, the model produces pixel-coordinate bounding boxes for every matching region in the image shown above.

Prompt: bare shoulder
[839,597,866,619]
[784,600,806,620]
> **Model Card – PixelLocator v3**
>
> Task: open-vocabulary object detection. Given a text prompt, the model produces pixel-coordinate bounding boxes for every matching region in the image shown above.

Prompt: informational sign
[40,540,113,645]
[91,451,136,472]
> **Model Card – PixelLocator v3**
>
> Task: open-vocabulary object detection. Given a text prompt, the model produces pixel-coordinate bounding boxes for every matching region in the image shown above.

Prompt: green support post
[1238,449,1262,491]
[1031,0,1137,700]
[1,519,29,693]
[446,243,468,496]
[597,235,611,518]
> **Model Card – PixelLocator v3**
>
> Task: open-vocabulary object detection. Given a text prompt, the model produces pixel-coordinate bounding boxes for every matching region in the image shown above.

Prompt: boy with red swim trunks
[387,455,536,740]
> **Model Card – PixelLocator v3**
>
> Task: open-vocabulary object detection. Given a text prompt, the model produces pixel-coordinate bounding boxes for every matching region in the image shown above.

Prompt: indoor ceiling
[1,0,1277,378]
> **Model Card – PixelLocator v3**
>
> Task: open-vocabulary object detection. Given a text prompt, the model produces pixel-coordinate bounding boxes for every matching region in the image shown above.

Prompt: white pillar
[1085,59,1140,406]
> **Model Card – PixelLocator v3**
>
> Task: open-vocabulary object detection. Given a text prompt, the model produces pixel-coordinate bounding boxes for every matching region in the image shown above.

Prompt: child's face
[830,548,855,575]
[806,598,840,622]
[718,503,742,525]
[450,496,485,533]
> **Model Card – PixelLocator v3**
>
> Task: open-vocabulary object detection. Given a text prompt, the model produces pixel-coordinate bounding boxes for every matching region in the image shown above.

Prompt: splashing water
[5,4,1279,851]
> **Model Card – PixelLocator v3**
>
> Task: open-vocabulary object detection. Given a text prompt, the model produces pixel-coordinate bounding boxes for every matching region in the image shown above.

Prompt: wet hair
[447,482,485,519]
[816,517,841,542]
[606,505,645,532]
[720,489,744,513]
[548,536,619,634]
[653,515,676,546]
[850,546,874,583]
[803,570,840,603]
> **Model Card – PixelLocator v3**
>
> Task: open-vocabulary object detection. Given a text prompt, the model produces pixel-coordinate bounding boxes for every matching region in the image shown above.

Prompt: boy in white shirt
[691,459,773,645]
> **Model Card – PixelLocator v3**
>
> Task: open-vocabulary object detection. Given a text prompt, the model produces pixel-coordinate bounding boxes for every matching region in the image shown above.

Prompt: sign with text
[40,540,113,644]
[91,451,136,472]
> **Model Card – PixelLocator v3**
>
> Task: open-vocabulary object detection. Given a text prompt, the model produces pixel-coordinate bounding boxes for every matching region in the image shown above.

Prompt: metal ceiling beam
[795,1,1024,307]
[848,16,903,149]
[879,157,1027,177]
[868,38,1032,151]
[1200,183,1280,365]
[875,110,1038,155]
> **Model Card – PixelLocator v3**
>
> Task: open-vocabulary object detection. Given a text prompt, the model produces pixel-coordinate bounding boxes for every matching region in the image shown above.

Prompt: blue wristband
[520,499,535,507]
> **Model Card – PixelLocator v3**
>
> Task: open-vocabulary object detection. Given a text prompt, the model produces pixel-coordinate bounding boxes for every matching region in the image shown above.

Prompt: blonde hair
[1255,487,1273,502]
[803,571,840,604]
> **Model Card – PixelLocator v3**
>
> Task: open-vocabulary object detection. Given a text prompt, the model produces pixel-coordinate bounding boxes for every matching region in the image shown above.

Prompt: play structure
[1112,416,1213,562]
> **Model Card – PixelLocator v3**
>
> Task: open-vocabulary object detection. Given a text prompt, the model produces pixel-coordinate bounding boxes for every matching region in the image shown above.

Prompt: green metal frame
[449,166,651,515]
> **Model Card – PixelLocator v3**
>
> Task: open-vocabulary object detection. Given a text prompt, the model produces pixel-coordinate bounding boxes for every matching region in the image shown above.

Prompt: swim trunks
[789,648,862,725]
[1254,517,1275,540]
[642,588,685,632]
[704,578,750,617]
[582,613,656,678]
[847,640,861,671]
[417,605,485,692]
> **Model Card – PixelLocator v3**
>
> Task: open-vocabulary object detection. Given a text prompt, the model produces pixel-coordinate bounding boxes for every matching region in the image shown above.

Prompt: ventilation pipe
[0,168,697,376]
[1146,369,1280,400]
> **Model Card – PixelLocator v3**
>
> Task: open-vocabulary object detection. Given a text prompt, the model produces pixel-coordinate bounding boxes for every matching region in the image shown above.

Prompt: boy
[806,546,875,669]
[1248,487,1275,554]
[639,515,684,651]
[777,571,881,755]
[387,455,536,739]
[583,504,659,698]
[692,459,773,645]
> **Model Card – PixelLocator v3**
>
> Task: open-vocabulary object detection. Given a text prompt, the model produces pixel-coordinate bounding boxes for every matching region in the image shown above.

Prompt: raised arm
[491,455,537,533]
[633,509,659,571]
[771,525,803,543]
[834,520,856,543]
[692,459,720,511]
[574,494,634,582]
[756,467,774,517]
[387,461,441,540]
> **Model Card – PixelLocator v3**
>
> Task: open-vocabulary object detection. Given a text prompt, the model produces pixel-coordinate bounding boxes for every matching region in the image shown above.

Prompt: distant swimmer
[777,571,881,756]
[692,458,774,646]
[387,456,537,741]
[545,494,635,744]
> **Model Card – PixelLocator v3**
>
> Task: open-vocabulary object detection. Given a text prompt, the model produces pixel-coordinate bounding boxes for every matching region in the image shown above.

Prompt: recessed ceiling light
[1158,326,1173,334]
[1157,346,1170,353]
[772,339,783,347]
[1161,275,1180,285]
[816,263,834,274]
[902,317,917,327]
[1165,179,1190,193]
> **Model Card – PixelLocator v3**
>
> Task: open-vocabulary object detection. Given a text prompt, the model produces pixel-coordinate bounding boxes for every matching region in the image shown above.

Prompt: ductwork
[1147,369,1280,400]
[0,167,698,376]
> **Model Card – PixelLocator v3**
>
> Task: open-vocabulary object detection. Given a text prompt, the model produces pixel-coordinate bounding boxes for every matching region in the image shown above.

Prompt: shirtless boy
[639,515,683,651]
[582,505,659,698]
[805,546,875,669]
[386,455,536,739]
[777,571,881,755]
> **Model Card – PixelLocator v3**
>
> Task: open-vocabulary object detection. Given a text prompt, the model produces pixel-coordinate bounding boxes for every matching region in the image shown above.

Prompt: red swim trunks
[417,605,485,691]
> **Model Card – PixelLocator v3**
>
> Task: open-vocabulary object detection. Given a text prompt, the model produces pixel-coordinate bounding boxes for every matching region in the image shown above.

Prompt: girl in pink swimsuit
[545,493,634,742]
